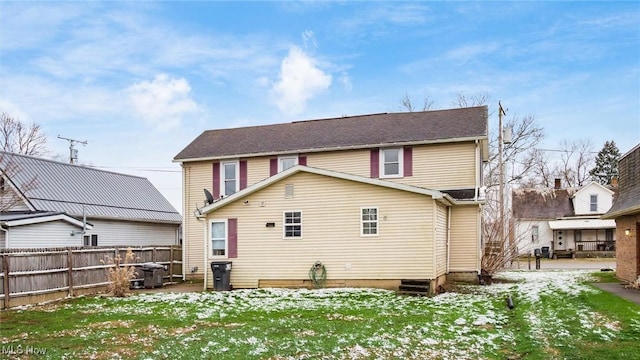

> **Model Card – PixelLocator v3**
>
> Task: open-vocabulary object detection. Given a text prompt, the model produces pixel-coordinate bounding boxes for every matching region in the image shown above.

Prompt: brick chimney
[611,177,618,187]
[554,178,561,189]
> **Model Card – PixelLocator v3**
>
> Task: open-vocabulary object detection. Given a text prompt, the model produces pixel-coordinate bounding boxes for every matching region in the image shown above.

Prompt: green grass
[1,270,639,359]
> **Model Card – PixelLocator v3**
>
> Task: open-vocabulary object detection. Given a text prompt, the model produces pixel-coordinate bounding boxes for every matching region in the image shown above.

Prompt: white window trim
[278,155,299,172]
[283,210,302,239]
[379,148,403,178]
[210,219,228,258]
[361,207,379,237]
[220,160,239,196]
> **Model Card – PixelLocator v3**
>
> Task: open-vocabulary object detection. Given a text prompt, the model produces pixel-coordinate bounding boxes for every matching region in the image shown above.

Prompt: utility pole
[57,135,87,164]
[498,102,507,249]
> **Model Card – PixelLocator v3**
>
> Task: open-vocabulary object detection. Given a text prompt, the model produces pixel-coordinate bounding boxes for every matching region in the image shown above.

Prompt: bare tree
[453,92,490,108]
[0,112,48,157]
[553,139,594,187]
[401,93,435,112]
[0,111,46,212]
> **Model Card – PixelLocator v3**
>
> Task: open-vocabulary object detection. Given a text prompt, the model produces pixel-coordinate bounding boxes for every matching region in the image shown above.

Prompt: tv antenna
[58,135,88,164]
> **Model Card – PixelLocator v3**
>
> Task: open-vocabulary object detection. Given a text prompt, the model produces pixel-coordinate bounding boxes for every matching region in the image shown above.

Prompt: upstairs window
[590,194,598,212]
[278,155,298,172]
[361,207,378,236]
[222,161,238,196]
[380,148,403,178]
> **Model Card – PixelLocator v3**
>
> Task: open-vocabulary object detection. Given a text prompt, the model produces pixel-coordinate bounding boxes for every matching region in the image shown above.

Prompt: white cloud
[302,30,317,50]
[126,74,199,130]
[270,47,332,115]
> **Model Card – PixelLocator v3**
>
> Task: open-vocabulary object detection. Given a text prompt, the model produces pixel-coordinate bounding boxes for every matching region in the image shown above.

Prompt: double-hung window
[283,211,302,238]
[211,220,227,256]
[221,161,238,196]
[590,194,598,212]
[531,225,539,243]
[361,207,378,236]
[380,148,403,178]
[83,234,98,246]
[279,155,298,172]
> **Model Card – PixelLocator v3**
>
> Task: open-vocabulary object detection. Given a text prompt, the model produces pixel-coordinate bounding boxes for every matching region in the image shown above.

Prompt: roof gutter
[173,136,488,163]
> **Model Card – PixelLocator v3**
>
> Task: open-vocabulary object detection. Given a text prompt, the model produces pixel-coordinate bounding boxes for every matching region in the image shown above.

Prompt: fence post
[67,248,74,297]
[152,246,157,263]
[3,254,9,309]
[169,246,174,282]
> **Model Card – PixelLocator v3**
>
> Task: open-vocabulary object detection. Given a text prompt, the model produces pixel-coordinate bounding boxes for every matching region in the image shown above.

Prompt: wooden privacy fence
[0,245,182,309]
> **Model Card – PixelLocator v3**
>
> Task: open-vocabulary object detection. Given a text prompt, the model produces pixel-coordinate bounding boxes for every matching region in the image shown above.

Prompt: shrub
[102,248,138,297]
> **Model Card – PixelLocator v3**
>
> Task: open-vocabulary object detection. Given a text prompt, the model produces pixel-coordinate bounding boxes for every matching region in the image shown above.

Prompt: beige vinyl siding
[182,162,212,277]
[203,171,434,289]
[449,205,480,272]
[83,219,178,246]
[7,221,83,248]
[306,150,371,178]
[435,202,448,276]
[395,142,476,190]
[245,157,271,186]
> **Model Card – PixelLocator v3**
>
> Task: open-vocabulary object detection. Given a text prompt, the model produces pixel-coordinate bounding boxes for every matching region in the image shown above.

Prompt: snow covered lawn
[1,270,639,359]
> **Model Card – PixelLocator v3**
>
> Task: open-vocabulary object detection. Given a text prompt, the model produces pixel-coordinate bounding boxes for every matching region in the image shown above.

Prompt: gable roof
[512,188,576,220]
[0,152,181,224]
[196,165,457,216]
[572,181,615,198]
[174,106,488,162]
[603,143,640,218]
[0,211,94,229]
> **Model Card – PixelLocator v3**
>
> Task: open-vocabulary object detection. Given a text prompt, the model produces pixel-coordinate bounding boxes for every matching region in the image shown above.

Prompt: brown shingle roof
[512,188,576,220]
[174,106,488,161]
[604,143,640,218]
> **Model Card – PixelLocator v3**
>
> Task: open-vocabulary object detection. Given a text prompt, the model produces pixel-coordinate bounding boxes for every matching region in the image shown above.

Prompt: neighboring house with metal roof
[512,180,616,259]
[174,106,488,292]
[603,143,640,283]
[0,152,181,249]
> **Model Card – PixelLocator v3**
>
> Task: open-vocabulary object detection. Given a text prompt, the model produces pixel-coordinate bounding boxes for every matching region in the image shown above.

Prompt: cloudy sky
[1,1,638,213]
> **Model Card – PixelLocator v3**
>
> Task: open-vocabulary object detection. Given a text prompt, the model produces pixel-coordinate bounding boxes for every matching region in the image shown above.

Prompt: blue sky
[1,1,638,212]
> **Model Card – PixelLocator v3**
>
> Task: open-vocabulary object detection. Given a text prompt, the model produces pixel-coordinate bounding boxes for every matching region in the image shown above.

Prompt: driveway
[510,257,616,270]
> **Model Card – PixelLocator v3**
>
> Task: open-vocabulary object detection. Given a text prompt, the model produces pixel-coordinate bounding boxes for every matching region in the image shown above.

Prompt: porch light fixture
[625,229,631,236]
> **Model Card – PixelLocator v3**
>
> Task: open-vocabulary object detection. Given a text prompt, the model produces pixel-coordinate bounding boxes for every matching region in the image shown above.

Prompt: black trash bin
[141,262,165,289]
[541,246,551,259]
[211,261,232,291]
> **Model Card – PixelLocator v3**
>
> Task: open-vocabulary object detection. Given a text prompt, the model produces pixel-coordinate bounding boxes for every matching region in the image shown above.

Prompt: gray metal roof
[0,152,181,224]
[174,106,488,161]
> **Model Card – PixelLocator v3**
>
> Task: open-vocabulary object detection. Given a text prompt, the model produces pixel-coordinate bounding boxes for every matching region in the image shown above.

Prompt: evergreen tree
[589,140,620,185]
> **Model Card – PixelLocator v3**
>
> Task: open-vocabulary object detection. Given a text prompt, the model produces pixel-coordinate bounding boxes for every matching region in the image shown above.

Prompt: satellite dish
[203,189,214,205]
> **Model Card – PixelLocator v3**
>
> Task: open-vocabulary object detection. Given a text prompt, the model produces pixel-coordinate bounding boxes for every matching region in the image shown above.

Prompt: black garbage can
[541,246,551,259]
[142,262,165,288]
[211,261,232,291]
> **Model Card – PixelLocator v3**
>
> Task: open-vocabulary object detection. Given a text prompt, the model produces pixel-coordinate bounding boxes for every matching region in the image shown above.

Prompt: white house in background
[0,152,182,249]
[512,180,616,258]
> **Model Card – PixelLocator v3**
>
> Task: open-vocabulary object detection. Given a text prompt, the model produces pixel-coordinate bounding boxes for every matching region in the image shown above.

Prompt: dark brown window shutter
[270,158,278,176]
[370,149,379,178]
[404,146,413,177]
[239,160,247,189]
[228,218,237,258]
[212,162,220,198]
[298,155,307,166]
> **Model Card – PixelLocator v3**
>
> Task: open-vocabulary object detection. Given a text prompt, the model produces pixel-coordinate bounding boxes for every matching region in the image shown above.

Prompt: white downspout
[201,217,207,291]
[182,165,188,281]
[446,206,451,274]
[1,227,8,248]
[474,140,480,201]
